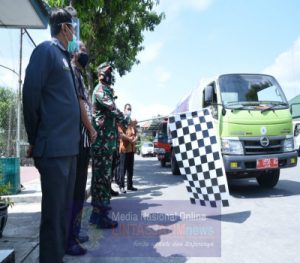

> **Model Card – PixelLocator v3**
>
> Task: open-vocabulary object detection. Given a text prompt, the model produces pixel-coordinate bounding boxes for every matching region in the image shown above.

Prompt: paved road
[4,155,300,263]
[66,155,300,263]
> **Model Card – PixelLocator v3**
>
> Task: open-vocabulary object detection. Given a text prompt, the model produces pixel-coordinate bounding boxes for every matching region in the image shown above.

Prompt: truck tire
[256,169,280,188]
[171,150,180,175]
[160,159,166,167]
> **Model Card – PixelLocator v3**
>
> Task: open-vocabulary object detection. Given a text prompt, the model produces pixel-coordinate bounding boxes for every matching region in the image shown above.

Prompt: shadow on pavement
[207,211,251,224]
[121,186,167,198]
[229,179,300,199]
[16,190,38,195]
[84,200,184,257]
[74,198,222,262]
[133,157,183,188]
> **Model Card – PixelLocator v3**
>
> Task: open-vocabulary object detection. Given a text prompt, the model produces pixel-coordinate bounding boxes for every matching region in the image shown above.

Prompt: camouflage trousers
[91,149,113,209]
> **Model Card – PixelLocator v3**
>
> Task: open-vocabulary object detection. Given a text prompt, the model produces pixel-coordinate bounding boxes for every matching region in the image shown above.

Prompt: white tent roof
[0,0,49,29]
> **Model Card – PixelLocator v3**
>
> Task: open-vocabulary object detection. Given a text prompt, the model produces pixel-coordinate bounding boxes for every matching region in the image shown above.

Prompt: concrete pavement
[0,166,92,263]
[1,156,299,263]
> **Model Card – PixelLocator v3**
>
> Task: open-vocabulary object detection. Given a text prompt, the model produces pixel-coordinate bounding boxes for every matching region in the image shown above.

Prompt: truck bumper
[223,151,298,174]
[158,152,171,162]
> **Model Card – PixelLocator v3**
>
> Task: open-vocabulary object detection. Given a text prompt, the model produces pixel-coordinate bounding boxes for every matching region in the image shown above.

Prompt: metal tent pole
[16,28,23,158]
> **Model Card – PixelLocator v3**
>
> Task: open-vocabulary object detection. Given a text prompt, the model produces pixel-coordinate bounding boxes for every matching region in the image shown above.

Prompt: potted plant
[0,182,14,238]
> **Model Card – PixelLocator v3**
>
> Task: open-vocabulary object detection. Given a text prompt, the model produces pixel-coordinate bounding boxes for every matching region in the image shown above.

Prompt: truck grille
[242,137,283,155]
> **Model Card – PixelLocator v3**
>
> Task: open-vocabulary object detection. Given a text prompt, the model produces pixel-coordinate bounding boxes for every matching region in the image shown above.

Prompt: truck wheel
[171,150,180,175]
[256,169,280,188]
[160,159,166,167]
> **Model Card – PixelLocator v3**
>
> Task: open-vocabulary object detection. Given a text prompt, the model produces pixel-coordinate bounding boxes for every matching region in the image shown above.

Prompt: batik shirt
[92,82,128,155]
[118,124,137,153]
[73,66,93,148]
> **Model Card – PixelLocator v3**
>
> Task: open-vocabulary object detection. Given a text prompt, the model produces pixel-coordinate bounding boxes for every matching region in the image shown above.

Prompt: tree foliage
[0,87,17,156]
[0,87,16,130]
[47,0,164,87]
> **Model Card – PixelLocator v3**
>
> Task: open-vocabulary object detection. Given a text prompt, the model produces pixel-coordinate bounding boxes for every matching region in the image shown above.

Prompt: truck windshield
[219,74,288,109]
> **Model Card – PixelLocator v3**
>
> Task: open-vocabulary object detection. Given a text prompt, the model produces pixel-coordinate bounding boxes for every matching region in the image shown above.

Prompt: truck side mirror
[204,85,213,105]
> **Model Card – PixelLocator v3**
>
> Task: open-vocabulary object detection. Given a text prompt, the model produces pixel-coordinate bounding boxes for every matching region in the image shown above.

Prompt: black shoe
[97,215,118,229]
[66,243,87,256]
[77,234,89,244]
[127,186,138,191]
[111,189,119,196]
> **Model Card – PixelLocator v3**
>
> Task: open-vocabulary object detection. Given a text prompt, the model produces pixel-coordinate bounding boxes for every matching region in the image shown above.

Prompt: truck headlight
[283,137,294,152]
[221,139,244,155]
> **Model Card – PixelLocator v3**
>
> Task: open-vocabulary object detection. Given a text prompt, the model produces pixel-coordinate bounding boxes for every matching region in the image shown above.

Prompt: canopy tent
[289,95,300,119]
[0,0,49,157]
[0,0,49,29]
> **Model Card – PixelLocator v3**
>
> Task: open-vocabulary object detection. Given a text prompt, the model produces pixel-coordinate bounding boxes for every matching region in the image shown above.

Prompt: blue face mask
[67,34,78,54]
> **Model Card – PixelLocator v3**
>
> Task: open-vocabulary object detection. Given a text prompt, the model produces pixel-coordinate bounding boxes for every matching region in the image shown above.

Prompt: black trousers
[34,155,77,263]
[118,152,135,188]
[68,145,90,243]
[111,149,119,182]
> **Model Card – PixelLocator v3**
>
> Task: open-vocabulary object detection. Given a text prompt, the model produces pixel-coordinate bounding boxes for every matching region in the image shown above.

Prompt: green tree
[47,0,164,90]
[0,87,17,156]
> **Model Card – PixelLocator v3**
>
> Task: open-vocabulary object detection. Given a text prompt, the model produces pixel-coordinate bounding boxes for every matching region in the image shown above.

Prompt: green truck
[170,73,298,187]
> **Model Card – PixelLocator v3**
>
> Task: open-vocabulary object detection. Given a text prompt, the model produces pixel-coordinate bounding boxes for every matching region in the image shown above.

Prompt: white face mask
[126,110,131,118]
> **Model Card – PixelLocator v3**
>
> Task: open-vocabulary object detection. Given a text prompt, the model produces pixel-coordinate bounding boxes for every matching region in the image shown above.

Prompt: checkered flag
[169,109,230,207]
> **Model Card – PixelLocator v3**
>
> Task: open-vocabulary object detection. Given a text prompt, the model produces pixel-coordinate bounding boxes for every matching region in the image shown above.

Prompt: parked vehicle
[163,73,298,187]
[153,120,180,175]
[153,119,170,165]
[135,136,141,155]
[140,141,154,157]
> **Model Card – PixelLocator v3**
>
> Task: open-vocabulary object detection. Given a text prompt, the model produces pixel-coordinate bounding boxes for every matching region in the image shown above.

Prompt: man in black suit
[23,8,81,263]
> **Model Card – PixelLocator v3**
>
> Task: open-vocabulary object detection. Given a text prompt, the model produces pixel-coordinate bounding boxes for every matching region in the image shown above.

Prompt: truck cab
[196,73,298,187]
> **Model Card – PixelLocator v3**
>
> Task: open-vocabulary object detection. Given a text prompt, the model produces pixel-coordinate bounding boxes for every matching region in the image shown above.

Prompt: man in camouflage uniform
[90,63,127,228]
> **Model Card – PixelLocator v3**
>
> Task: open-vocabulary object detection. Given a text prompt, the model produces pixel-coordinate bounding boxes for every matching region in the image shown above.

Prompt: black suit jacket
[23,39,80,157]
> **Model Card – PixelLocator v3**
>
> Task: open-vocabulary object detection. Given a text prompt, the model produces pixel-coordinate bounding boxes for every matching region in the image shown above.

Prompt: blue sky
[1,0,300,121]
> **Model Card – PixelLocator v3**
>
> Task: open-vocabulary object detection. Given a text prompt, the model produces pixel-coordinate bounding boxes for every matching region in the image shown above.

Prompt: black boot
[97,214,118,229]
[89,206,112,225]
